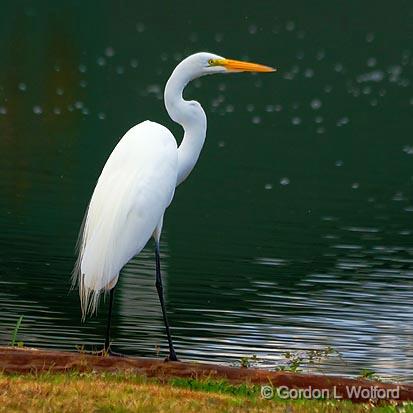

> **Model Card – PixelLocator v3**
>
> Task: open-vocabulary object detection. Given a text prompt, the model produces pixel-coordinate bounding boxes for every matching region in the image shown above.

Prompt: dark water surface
[1,1,412,380]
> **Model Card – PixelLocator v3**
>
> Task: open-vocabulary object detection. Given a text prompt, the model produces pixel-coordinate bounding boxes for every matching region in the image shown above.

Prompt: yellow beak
[217,58,276,73]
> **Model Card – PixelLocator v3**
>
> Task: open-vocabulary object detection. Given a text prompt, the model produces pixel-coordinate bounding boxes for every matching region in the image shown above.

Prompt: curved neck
[164,63,207,186]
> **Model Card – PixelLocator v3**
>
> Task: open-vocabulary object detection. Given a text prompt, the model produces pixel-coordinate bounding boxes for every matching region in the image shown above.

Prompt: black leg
[155,243,178,361]
[102,288,124,357]
[105,287,115,352]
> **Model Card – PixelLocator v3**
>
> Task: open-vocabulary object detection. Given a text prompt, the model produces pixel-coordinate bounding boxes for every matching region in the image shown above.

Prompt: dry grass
[0,372,411,413]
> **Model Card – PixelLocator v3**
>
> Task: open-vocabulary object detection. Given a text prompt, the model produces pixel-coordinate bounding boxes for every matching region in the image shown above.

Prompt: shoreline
[1,346,412,403]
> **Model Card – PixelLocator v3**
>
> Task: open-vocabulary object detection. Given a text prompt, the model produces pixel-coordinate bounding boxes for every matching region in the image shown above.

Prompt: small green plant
[10,315,24,347]
[277,351,304,372]
[239,354,258,368]
[276,346,341,373]
[358,368,382,382]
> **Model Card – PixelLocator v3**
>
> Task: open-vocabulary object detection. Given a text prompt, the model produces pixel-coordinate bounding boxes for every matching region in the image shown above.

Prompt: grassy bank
[1,372,412,413]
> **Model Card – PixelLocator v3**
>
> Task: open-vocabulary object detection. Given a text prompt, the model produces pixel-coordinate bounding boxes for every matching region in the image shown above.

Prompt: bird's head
[178,52,276,79]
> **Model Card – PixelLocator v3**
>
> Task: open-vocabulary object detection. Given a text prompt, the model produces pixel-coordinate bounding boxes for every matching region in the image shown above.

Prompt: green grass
[9,315,23,347]
[0,371,412,413]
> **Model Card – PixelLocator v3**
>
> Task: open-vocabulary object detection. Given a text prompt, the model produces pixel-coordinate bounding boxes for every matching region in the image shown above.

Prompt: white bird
[73,52,275,360]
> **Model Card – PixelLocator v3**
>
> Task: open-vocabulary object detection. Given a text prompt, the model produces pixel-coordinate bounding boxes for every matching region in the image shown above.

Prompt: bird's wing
[74,120,178,317]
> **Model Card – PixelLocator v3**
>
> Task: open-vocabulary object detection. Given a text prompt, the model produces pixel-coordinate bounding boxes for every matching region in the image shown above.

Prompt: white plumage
[72,52,274,358]
[74,121,177,317]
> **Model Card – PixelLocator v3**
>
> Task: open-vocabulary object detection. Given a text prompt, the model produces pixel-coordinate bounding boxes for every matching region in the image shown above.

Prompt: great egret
[73,52,275,361]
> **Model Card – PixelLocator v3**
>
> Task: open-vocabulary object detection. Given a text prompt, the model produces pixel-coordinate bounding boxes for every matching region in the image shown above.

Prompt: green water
[0,1,412,379]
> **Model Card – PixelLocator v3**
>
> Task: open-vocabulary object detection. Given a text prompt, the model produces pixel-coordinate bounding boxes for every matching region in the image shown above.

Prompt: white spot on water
[246,104,255,112]
[337,117,349,127]
[398,78,410,87]
[352,182,360,189]
[33,105,43,115]
[252,116,261,124]
[316,50,325,61]
[0,106,7,115]
[147,84,162,100]
[291,116,301,125]
[130,59,138,68]
[280,177,290,186]
[264,183,273,190]
[310,99,322,110]
[218,83,226,92]
[291,65,300,74]
[173,53,183,62]
[367,57,377,67]
[324,85,332,93]
[78,64,87,73]
[388,65,402,83]
[248,24,257,34]
[366,32,375,43]
[393,192,406,201]
[286,21,295,31]
[357,70,384,83]
[136,22,145,32]
[403,145,413,155]
[18,82,27,92]
[362,86,372,95]
[105,47,115,57]
[304,68,314,78]
[256,257,287,266]
[335,160,344,167]
[98,112,106,120]
[97,57,106,66]
[53,107,61,115]
[214,33,223,43]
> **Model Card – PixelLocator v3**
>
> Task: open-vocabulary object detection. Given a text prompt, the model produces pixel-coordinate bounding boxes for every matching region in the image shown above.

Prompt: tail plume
[71,204,104,321]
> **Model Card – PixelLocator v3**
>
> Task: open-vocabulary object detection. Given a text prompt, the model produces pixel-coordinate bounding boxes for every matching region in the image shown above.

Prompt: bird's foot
[105,348,126,358]
[164,350,179,362]
[97,346,126,358]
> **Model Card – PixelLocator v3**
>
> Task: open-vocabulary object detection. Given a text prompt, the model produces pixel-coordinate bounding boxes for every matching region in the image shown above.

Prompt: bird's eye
[208,59,214,66]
